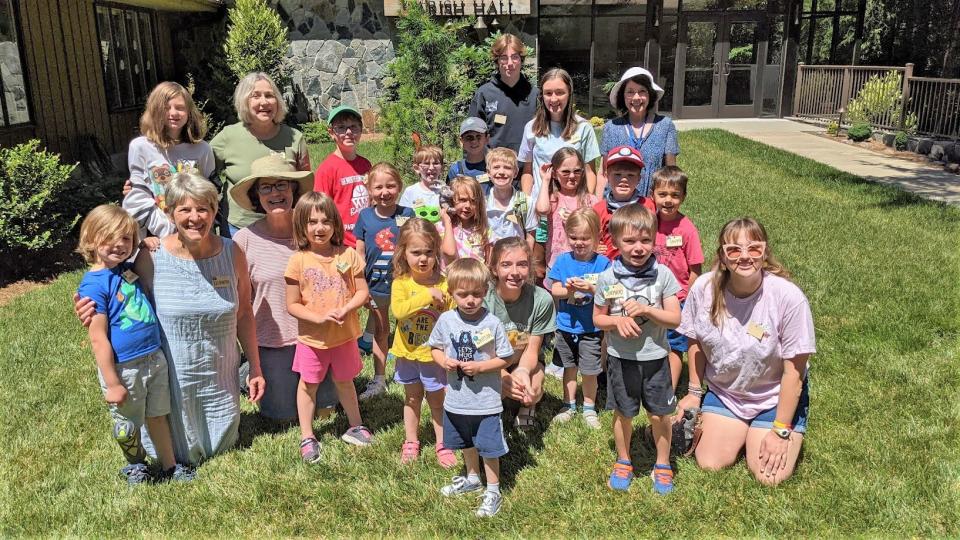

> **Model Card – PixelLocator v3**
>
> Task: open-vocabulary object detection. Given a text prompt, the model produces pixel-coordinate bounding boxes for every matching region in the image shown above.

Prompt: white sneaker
[476,490,502,517]
[359,378,386,400]
[582,409,601,429]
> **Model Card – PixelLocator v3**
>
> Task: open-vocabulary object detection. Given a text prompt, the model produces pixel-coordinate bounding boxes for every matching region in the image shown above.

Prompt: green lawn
[2,130,959,536]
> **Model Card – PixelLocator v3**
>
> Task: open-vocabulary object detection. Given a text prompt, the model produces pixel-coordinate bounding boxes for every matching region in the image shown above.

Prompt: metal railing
[793,63,960,140]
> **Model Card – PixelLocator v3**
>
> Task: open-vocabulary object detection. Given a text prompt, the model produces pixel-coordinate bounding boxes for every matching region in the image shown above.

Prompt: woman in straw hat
[597,67,679,199]
[230,155,339,422]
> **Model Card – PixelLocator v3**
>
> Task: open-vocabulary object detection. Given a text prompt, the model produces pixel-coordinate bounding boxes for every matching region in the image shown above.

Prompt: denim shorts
[442,410,509,458]
[667,301,688,353]
[393,357,447,393]
[701,378,810,433]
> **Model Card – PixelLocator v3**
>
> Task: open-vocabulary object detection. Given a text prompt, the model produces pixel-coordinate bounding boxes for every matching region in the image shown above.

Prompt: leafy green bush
[0,140,78,255]
[847,122,873,142]
[894,130,908,150]
[590,116,605,128]
[301,120,332,144]
[826,121,840,136]
[846,70,917,133]
[224,0,291,92]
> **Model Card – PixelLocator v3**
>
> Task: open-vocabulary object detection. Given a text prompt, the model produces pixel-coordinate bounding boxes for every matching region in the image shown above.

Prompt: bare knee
[695,449,738,471]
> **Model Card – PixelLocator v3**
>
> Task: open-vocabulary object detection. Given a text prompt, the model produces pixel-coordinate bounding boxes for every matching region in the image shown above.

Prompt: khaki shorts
[98,348,171,426]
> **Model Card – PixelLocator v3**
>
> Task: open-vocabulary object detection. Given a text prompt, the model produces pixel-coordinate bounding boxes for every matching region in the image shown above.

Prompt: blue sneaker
[651,463,674,495]
[357,336,373,355]
[119,463,153,485]
[607,460,633,491]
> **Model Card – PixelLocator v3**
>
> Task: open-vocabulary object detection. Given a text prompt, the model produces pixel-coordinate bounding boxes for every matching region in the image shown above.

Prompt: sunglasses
[257,180,292,195]
[557,167,583,176]
[331,124,361,135]
[722,241,766,260]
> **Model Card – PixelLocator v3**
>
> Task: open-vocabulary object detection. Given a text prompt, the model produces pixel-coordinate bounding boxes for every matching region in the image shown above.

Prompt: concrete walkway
[673,118,960,205]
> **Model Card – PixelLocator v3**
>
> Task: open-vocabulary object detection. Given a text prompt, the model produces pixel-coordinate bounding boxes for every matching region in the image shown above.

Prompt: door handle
[712,62,720,75]
[723,62,731,76]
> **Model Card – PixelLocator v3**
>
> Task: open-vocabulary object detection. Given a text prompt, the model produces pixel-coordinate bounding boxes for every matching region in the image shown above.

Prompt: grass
[2,129,959,536]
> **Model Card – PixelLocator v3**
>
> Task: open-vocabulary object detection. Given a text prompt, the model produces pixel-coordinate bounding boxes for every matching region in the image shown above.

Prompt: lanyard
[626,121,650,150]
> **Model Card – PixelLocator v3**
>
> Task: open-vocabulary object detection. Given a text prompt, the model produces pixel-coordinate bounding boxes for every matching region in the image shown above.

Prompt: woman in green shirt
[211,72,311,235]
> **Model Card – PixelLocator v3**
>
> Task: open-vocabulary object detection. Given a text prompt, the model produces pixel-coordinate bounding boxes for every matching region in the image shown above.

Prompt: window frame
[0,0,34,128]
[93,1,161,112]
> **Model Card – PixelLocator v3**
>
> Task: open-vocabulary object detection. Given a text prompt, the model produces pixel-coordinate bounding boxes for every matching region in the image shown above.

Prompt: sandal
[400,440,421,464]
[514,406,536,431]
[435,444,457,469]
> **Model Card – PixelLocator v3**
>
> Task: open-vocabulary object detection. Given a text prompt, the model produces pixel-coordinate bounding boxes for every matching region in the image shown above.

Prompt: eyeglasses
[557,167,583,176]
[624,89,649,98]
[722,241,766,260]
[331,124,361,135]
[497,54,522,64]
[257,180,292,195]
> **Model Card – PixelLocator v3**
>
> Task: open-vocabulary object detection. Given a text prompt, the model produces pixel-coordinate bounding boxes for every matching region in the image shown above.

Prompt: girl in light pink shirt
[676,217,815,486]
[534,147,598,279]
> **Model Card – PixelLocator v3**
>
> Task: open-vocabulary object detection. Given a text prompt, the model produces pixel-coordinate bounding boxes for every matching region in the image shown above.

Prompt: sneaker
[341,425,374,447]
[651,464,674,495]
[582,408,601,429]
[551,407,577,423]
[440,476,483,497]
[544,363,563,380]
[608,460,634,491]
[400,440,421,464]
[359,378,386,400]
[476,490,503,517]
[164,463,196,482]
[300,437,322,463]
[119,463,153,485]
[113,418,147,464]
[357,336,373,355]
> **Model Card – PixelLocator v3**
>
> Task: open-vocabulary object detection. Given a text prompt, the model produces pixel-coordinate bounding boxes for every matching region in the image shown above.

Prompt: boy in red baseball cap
[592,146,656,259]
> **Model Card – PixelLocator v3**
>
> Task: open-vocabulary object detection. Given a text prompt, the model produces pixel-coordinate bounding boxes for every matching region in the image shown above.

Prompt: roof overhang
[111,0,222,12]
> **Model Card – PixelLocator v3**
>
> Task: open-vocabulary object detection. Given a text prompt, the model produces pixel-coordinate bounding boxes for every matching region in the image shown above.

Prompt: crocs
[400,440,421,464]
[435,444,457,469]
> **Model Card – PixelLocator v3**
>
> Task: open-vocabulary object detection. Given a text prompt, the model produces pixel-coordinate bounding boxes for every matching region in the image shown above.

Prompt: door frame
[673,10,769,119]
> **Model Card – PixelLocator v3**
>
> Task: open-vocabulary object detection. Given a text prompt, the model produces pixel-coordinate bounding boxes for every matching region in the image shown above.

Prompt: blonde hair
[77,205,139,264]
[533,68,578,140]
[164,172,220,216]
[449,176,488,240]
[652,165,689,195]
[488,236,534,285]
[234,72,287,125]
[413,144,443,165]
[485,147,518,171]
[609,203,656,242]
[140,81,207,148]
[446,258,491,294]
[490,33,525,62]
[564,207,600,242]
[292,192,343,249]
[392,218,443,279]
[546,147,590,207]
[366,162,403,188]
[709,218,791,327]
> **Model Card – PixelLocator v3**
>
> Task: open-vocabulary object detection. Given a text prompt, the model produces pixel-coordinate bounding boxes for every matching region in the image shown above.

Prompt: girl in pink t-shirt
[534,147,599,277]
[440,176,490,265]
[676,217,815,487]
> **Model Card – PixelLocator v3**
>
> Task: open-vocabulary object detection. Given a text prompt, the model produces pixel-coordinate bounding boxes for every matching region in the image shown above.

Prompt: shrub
[894,130,908,150]
[0,140,78,255]
[590,116,605,128]
[848,122,873,142]
[846,70,917,134]
[826,121,840,136]
[224,0,291,92]
[301,120,332,144]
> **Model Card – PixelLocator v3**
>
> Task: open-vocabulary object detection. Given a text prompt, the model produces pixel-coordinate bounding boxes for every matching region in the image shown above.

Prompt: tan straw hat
[230,153,314,212]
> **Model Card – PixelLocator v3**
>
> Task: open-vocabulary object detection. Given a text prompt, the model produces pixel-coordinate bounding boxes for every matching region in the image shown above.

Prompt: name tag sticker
[212,276,231,288]
[472,328,494,347]
[666,235,683,248]
[413,198,425,207]
[582,273,600,285]
[477,174,491,183]
[494,114,508,125]
[122,269,139,283]
[336,260,350,273]
[396,216,409,227]
[505,212,519,224]
[747,321,766,341]
[604,283,626,299]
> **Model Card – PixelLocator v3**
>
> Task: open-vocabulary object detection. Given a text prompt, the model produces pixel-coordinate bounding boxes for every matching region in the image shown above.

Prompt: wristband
[773,420,793,430]
[686,384,705,397]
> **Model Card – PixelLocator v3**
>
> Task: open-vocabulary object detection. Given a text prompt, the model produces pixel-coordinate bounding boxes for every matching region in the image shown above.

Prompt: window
[0,0,31,126]
[95,3,159,110]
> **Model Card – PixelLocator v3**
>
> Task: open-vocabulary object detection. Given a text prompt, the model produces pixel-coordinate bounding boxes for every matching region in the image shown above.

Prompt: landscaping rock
[946,163,960,175]
[930,142,948,162]
[917,138,934,155]
[906,137,921,153]
[882,133,895,147]
[945,143,960,164]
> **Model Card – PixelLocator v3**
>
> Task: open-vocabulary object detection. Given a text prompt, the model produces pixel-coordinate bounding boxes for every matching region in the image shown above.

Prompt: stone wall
[0,41,30,125]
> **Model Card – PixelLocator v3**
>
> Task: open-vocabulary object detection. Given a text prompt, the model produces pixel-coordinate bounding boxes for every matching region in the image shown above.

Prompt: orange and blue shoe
[651,463,674,495]
[608,459,634,491]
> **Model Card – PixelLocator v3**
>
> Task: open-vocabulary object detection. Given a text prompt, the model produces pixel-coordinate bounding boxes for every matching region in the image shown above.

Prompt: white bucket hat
[608,67,665,110]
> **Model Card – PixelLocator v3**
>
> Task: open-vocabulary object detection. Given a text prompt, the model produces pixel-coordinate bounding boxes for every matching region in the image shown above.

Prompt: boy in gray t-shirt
[592,203,681,496]
[428,259,513,518]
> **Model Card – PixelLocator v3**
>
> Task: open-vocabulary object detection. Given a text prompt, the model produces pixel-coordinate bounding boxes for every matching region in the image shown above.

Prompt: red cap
[604,145,645,169]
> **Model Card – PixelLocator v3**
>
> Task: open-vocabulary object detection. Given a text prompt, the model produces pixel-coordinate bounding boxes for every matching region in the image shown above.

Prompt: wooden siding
[0,0,183,161]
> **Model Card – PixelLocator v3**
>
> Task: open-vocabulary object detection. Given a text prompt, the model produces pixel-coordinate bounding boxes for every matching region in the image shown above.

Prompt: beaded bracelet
[687,384,705,397]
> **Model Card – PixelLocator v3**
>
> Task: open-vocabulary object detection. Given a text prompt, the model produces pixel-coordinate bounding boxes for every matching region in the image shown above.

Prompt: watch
[772,427,792,439]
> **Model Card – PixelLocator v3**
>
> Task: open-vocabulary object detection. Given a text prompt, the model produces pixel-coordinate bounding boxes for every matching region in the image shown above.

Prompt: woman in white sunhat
[597,67,679,198]
[230,154,339,423]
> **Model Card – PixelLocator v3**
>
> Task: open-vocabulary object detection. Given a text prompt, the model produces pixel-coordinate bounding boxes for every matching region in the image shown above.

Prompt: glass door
[719,15,762,117]
[677,15,721,117]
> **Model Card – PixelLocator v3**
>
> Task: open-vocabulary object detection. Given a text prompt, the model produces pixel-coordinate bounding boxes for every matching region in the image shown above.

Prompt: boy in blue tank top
[76,205,192,484]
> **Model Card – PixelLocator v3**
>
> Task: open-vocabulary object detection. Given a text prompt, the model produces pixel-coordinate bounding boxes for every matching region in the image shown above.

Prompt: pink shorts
[293,340,362,384]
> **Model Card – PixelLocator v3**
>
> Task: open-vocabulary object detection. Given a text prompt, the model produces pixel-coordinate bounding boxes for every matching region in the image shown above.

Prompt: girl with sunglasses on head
[675,217,815,486]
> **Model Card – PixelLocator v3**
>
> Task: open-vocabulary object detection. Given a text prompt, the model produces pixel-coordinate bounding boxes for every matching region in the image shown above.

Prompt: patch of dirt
[0,239,86,306]
[0,280,46,308]
[814,132,944,167]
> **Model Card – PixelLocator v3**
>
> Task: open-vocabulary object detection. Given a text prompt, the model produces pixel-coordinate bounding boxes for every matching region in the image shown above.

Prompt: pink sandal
[435,443,457,469]
[400,440,421,464]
